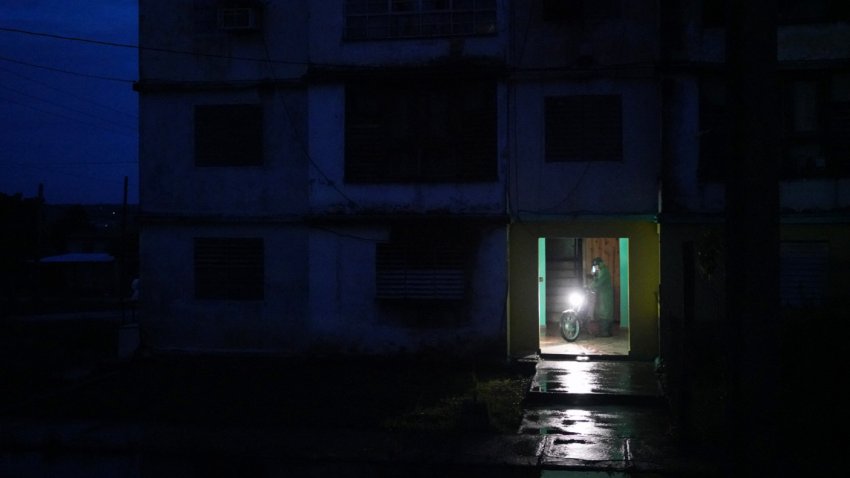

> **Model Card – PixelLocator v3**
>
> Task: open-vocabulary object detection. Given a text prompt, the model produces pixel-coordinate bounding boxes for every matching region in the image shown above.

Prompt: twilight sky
[0,0,138,204]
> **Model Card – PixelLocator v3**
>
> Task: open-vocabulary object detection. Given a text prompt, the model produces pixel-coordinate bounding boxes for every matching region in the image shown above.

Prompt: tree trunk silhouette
[724,0,781,472]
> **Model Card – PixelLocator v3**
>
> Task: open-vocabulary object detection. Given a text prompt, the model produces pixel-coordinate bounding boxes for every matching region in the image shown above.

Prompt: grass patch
[382,369,531,434]
[5,352,533,435]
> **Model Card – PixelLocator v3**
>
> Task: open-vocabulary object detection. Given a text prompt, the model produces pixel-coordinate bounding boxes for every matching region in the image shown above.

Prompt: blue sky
[0,0,138,204]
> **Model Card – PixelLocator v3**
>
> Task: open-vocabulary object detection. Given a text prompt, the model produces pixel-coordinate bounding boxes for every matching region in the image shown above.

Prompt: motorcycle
[558,287,595,342]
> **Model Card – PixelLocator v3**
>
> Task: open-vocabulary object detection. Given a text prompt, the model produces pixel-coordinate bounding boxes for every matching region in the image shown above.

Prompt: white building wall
[138,0,510,355]
[140,224,309,354]
[512,79,662,216]
[308,226,507,355]
[139,89,308,216]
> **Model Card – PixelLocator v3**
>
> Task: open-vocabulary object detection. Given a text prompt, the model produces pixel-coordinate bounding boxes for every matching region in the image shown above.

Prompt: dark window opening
[701,0,725,28]
[697,73,850,180]
[702,0,850,27]
[780,241,829,308]
[376,226,471,301]
[194,104,263,167]
[345,79,497,182]
[778,0,850,24]
[698,77,730,180]
[545,95,623,162]
[542,0,621,25]
[345,0,497,40]
[194,237,264,300]
[781,74,850,178]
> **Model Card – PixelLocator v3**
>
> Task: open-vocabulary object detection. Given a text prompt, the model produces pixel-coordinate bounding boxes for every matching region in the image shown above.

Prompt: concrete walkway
[519,356,723,476]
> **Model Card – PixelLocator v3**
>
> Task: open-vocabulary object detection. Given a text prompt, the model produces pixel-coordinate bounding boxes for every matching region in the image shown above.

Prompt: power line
[0,25,338,68]
[0,82,136,132]
[0,26,141,50]
[6,160,137,165]
[0,65,137,118]
[0,94,136,138]
[0,25,661,79]
[0,54,135,83]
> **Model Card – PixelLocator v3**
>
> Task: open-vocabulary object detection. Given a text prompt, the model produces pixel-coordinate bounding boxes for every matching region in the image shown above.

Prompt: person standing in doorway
[590,257,614,337]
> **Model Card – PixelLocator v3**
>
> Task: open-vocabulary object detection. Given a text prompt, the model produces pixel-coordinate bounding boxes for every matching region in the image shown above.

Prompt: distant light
[576,355,589,361]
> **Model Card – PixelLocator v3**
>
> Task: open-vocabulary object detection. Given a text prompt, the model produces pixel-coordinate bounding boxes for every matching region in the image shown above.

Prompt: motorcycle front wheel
[559,311,580,342]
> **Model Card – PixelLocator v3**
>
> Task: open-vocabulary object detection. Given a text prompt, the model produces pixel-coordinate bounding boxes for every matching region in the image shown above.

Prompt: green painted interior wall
[538,238,546,327]
[619,238,630,328]
[508,221,659,359]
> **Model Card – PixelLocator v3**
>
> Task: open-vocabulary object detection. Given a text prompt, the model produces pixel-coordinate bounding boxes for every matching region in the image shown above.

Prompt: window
[376,227,469,300]
[778,0,850,24]
[780,241,828,308]
[698,77,730,180]
[703,0,850,27]
[345,79,497,182]
[701,0,725,28]
[542,0,621,25]
[345,0,497,40]
[194,238,264,300]
[698,73,850,180]
[545,95,623,162]
[194,104,263,166]
[782,74,850,178]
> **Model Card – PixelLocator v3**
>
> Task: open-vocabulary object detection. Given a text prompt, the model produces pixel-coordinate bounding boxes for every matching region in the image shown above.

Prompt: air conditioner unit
[217,7,259,31]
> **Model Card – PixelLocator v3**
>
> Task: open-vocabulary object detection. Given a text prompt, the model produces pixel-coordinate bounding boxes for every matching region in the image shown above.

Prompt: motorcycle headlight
[567,291,585,308]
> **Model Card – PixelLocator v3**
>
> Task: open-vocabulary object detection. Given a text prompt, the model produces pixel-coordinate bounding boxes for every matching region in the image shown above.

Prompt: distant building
[657,1,850,351]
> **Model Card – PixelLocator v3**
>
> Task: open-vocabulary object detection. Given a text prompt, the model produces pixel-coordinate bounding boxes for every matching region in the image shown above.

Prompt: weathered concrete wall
[139,0,308,82]
[308,226,508,355]
[509,0,659,68]
[511,79,662,216]
[139,224,309,354]
[138,89,308,216]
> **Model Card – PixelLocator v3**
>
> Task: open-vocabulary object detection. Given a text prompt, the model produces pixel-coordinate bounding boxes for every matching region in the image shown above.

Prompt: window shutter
[194,238,264,300]
[780,241,828,308]
[195,104,263,166]
[376,236,467,301]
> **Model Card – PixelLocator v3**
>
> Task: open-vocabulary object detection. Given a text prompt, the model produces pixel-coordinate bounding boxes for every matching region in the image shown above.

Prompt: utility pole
[120,176,128,323]
[725,0,781,472]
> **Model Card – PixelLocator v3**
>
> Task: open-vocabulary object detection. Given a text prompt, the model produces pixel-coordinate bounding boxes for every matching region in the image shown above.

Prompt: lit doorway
[538,237,630,356]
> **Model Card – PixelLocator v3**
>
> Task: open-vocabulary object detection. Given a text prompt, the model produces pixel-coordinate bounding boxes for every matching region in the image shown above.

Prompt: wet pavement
[528,359,662,401]
[517,357,722,476]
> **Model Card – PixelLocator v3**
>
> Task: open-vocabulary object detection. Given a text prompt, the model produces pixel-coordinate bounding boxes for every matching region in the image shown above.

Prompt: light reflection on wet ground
[530,360,661,397]
[539,325,630,356]
[519,405,670,439]
[520,359,674,469]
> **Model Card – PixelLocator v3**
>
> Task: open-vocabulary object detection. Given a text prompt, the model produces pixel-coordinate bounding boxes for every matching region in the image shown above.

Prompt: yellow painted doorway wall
[509,220,660,359]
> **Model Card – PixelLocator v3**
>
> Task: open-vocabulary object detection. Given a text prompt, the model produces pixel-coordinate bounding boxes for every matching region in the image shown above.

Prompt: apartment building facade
[136,0,847,360]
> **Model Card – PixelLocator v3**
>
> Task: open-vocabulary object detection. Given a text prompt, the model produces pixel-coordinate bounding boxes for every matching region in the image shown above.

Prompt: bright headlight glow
[567,291,585,308]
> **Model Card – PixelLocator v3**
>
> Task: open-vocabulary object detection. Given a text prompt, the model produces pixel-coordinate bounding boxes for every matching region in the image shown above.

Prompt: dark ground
[2,311,841,476]
[0,315,531,434]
